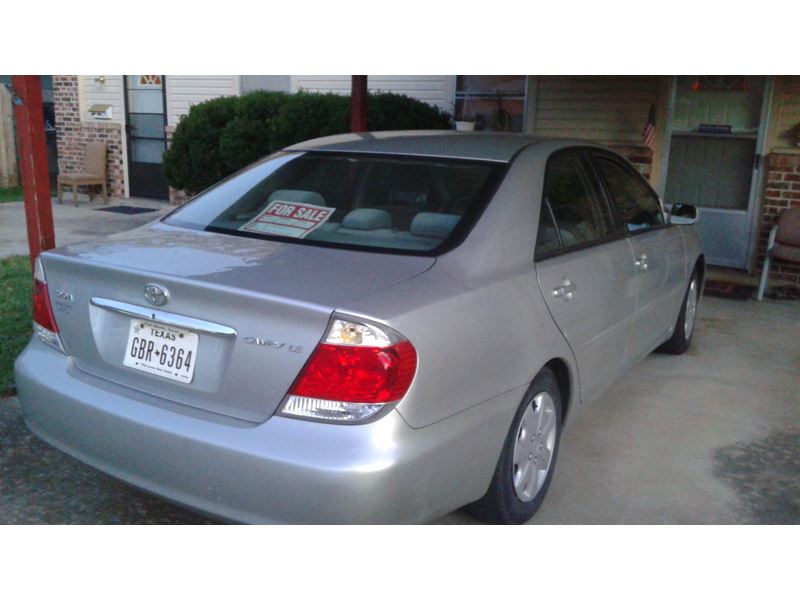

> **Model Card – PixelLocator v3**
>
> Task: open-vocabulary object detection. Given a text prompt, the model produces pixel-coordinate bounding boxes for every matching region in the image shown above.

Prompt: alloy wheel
[511,392,557,502]
[684,278,698,340]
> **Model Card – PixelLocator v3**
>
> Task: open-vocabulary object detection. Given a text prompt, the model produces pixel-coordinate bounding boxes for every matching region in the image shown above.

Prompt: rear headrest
[410,212,460,239]
[342,208,392,231]
[268,189,326,207]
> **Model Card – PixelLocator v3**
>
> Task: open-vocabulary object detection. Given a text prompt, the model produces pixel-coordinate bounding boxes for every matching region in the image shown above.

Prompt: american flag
[643,104,656,150]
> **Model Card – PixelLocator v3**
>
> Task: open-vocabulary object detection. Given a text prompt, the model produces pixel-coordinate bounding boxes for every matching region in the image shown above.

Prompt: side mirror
[669,203,699,225]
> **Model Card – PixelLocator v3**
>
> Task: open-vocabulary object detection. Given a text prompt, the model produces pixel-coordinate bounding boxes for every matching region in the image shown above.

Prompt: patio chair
[57,141,108,207]
[756,207,800,301]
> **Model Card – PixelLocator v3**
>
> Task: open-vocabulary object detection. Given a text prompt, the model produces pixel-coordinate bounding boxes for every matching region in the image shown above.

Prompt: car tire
[465,367,562,524]
[658,270,700,355]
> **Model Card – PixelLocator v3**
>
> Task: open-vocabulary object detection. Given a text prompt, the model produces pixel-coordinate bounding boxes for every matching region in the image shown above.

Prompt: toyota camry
[15,132,703,524]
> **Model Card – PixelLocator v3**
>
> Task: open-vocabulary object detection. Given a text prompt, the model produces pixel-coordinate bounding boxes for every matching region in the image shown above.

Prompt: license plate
[123,319,198,383]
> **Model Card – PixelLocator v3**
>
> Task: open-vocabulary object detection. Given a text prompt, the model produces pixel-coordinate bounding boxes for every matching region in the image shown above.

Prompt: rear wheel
[658,270,700,355]
[466,367,562,524]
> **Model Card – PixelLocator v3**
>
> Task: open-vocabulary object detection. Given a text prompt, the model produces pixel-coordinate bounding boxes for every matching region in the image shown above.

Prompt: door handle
[634,254,648,271]
[552,280,576,300]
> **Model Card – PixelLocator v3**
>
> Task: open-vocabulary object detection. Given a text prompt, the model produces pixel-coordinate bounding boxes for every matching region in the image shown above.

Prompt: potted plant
[454,95,476,131]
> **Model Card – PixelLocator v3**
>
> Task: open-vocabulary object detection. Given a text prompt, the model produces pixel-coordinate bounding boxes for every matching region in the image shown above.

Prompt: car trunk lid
[42,223,434,422]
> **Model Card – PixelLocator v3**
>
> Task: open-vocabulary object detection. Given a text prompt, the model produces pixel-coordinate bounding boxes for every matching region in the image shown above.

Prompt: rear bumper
[15,339,520,523]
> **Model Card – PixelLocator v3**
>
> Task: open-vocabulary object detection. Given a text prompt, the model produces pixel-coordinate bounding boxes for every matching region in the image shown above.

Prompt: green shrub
[163,90,453,194]
[163,95,239,193]
[219,91,290,172]
[270,92,350,149]
[368,93,452,130]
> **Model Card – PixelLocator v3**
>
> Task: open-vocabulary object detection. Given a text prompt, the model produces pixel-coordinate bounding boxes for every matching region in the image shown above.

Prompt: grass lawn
[0,256,32,395]
[0,185,23,204]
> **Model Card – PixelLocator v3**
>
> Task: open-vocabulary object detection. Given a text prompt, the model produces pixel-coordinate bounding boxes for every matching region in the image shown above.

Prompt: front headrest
[268,189,326,207]
[342,208,392,230]
[410,212,460,239]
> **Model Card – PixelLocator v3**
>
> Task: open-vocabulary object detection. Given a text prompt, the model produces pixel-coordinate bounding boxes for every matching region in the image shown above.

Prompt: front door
[591,151,687,363]
[124,75,169,199]
[662,76,767,268]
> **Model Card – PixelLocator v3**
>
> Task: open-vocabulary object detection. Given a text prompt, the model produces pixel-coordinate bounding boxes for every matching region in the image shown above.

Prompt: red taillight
[33,278,58,333]
[32,256,65,353]
[282,317,417,422]
[288,340,417,403]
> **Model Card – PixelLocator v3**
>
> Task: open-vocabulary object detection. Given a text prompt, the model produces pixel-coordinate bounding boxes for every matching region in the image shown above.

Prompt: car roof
[285,131,588,163]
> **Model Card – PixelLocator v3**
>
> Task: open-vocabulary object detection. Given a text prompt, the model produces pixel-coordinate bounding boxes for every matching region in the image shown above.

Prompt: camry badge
[243,337,304,353]
[55,289,74,302]
[144,283,169,307]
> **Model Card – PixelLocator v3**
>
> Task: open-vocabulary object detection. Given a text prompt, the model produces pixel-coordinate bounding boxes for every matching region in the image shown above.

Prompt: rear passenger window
[594,157,665,233]
[543,152,614,250]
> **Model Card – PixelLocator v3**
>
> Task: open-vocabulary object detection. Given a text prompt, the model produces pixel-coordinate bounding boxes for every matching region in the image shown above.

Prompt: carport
[0,77,797,525]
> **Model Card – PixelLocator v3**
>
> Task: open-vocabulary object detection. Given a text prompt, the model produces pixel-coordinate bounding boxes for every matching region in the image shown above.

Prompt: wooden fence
[0,85,18,188]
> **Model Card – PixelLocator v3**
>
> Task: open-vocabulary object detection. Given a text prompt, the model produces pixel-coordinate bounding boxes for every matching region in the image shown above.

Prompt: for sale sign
[240,200,335,238]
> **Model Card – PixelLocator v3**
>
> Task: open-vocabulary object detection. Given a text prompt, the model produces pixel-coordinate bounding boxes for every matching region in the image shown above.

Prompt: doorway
[661,76,769,269]
[124,75,169,199]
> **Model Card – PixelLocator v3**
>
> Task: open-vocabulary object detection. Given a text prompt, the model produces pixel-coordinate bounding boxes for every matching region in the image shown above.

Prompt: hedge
[162,95,240,194]
[163,91,452,193]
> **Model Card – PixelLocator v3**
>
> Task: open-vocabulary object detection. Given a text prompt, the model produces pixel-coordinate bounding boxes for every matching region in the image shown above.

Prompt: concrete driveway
[1,295,797,524]
[0,196,171,259]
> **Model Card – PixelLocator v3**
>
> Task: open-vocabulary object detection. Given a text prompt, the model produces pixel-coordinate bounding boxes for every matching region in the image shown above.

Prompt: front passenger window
[594,157,665,233]
[544,152,614,250]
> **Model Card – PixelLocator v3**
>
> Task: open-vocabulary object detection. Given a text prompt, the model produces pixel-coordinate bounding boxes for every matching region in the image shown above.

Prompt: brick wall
[53,75,125,198]
[756,152,800,285]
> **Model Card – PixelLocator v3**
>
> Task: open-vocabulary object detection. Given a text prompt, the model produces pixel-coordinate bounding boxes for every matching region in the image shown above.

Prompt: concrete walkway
[0,196,171,259]
[444,295,800,524]
[0,295,798,523]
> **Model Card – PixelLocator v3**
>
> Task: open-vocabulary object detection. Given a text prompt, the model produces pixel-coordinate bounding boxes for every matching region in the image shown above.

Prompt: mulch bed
[703,280,755,301]
[766,285,800,301]
[703,280,800,301]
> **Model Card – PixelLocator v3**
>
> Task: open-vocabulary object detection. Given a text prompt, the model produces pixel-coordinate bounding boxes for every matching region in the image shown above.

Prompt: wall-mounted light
[93,75,106,89]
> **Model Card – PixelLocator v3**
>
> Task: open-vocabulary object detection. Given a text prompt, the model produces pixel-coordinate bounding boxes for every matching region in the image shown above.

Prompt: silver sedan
[15,132,703,523]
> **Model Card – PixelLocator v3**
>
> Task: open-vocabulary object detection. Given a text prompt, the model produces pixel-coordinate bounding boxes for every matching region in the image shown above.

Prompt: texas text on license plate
[122,319,199,383]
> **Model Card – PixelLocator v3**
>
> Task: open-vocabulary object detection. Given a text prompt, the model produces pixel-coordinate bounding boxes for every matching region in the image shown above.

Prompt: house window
[455,75,526,132]
[139,75,163,86]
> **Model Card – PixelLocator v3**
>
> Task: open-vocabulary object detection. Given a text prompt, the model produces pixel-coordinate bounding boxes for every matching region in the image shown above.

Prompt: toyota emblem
[144,283,169,306]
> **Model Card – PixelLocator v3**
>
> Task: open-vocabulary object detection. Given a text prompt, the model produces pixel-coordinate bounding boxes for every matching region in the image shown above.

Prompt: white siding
[290,76,455,111]
[79,75,125,124]
[530,76,661,145]
[165,76,241,126]
[241,75,290,94]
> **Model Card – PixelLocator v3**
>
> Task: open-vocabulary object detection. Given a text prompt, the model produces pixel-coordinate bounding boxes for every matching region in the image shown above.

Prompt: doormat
[703,280,754,301]
[766,286,800,301]
[94,206,158,215]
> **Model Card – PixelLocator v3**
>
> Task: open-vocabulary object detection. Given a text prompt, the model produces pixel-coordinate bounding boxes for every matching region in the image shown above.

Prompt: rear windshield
[165,152,505,255]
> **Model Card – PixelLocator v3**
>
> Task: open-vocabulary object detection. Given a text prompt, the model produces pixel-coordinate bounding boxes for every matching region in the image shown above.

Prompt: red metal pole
[350,75,368,133]
[11,75,55,268]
